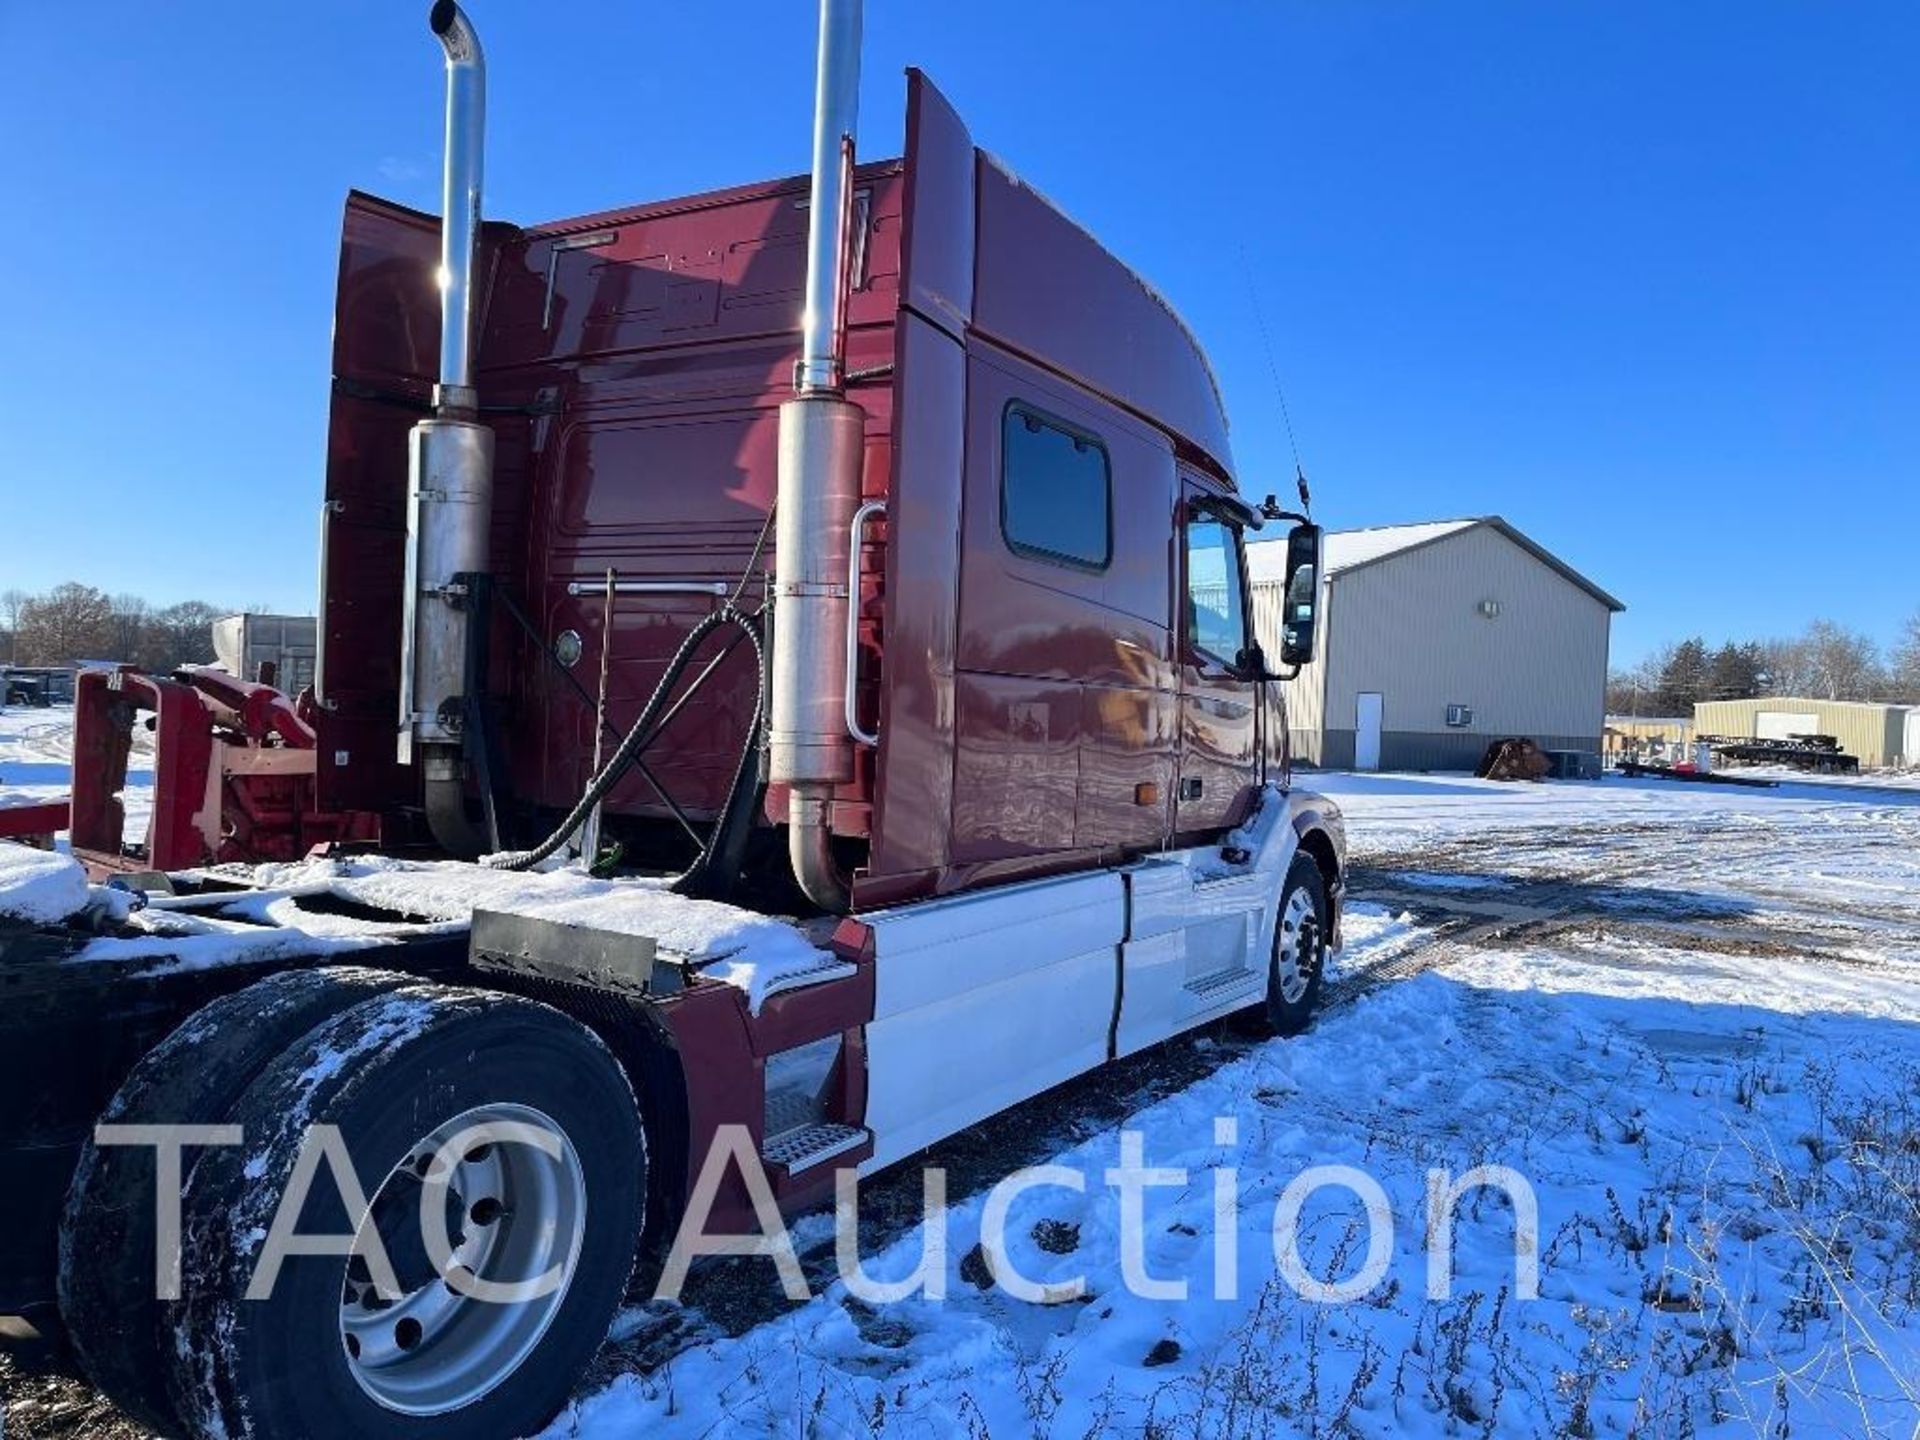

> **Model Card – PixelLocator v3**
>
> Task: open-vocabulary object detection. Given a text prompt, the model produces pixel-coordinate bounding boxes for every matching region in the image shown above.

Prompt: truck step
[762,1122,870,1176]
[1185,965,1259,998]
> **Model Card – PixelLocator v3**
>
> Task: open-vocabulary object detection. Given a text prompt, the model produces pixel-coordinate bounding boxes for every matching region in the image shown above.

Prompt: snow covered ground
[8,731,1920,1437]
[549,772,1920,1440]
[1699,763,1920,794]
[0,703,151,843]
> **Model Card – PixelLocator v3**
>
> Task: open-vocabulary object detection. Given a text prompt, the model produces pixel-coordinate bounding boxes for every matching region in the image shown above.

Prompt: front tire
[1264,853,1329,1035]
[163,984,646,1440]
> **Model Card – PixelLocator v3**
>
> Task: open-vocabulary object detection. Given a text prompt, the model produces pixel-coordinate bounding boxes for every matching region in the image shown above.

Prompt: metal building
[1248,517,1624,771]
[1693,697,1916,769]
[211,613,318,693]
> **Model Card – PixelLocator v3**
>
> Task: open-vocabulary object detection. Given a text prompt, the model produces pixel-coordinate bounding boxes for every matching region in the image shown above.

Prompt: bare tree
[1886,610,1920,704]
[137,600,224,672]
[0,589,27,665]
[0,584,232,672]
[1767,620,1885,701]
[108,593,150,663]
[1605,669,1640,715]
[1607,646,1672,717]
[1758,635,1812,698]
[17,583,115,665]
[1804,619,1884,700]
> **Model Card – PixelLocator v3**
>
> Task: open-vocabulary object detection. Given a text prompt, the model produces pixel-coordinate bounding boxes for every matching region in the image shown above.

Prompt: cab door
[1175,486,1259,837]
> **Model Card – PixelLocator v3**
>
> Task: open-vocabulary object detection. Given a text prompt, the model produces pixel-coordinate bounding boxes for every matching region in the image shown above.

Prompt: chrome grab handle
[845,499,886,746]
[565,579,729,597]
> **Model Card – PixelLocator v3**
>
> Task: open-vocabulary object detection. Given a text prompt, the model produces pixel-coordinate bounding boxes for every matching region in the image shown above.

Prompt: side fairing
[315,193,445,817]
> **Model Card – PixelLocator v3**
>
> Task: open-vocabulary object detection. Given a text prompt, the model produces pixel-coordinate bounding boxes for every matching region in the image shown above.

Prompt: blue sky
[1,2,1913,665]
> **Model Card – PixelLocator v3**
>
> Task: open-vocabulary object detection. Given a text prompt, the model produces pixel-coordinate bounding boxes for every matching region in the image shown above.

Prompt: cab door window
[1185,513,1249,666]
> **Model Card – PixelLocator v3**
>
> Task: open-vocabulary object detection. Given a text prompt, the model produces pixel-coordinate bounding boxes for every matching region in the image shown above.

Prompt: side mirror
[1278,521,1322,668]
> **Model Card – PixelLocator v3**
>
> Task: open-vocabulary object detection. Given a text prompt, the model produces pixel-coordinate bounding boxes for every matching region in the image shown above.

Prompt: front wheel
[1264,853,1329,1035]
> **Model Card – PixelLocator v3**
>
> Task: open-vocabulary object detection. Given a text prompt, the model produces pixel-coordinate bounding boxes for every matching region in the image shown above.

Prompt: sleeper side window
[1000,403,1112,571]
[1185,512,1249,665]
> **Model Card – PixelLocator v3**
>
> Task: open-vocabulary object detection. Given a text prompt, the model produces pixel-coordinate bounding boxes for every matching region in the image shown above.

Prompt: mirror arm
[1192,493,1264,531]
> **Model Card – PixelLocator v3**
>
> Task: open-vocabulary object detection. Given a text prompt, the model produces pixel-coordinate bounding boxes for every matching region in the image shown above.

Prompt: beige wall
[1252,525,1614,770]
[1252,577,1331,764]
[1693,698,1911,767]
[1325,525,1610,768]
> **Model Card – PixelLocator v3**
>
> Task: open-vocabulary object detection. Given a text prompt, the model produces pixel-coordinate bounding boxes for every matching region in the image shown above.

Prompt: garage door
[1904,711,1920,767]
[1755,711,1819,741]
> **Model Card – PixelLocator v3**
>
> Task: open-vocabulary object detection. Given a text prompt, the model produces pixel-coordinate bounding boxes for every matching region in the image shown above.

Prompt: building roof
[1694,696,1910,715]
[1247,515,1625,613]
[1320,520,1481,574]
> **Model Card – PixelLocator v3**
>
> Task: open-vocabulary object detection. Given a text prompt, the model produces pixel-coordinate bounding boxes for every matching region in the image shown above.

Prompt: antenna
[1238,246,1311,515]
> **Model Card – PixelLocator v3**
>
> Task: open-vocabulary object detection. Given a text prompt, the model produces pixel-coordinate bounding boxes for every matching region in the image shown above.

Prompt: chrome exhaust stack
[774,0,865,911]
[425,0,485,415]
[401,0,495,857]
[793,0,863,399]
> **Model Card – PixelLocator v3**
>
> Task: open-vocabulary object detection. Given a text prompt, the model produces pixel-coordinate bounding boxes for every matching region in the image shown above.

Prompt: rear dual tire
[60,974,646,1440]
[59,966,414,1436]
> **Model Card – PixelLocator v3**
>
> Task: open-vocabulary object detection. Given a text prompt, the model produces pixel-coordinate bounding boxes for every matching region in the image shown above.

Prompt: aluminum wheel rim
[1275,888,1322,1005]
[340,1102,586,1416]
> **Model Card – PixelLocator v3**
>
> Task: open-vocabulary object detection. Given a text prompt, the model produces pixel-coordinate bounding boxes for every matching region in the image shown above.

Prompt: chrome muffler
[401,1,495,858]
[773,0,866,910]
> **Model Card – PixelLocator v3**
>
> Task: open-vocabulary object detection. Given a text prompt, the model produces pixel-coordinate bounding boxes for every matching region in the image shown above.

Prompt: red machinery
[0,799,67,848]
[66,666,376,874]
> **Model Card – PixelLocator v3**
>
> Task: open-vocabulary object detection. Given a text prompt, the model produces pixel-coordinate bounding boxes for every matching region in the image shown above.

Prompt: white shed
[1248,517,1624,771]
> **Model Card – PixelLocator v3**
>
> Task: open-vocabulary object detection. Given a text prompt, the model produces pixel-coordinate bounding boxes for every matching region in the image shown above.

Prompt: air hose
[485,605,766,872]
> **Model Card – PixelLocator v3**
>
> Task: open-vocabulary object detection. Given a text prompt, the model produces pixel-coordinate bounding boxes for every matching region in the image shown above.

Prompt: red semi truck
[0,3,1343,1435]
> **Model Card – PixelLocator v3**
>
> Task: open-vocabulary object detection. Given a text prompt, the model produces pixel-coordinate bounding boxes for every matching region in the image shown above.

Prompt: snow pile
[524,888,843,1011]
[0,841,90,923]
[1219,782,1287,859]
[1326,899,1420,979]
[23,834,833,1004]
[234,855,838,1011]
[72,915,391,974]
[1186,784,1291,882]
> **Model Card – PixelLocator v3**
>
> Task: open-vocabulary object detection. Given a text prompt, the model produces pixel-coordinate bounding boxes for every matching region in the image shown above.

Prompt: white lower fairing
[859,870,1125,1170]
[1116,786,1305,1052]
[858,786,1338,1169]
